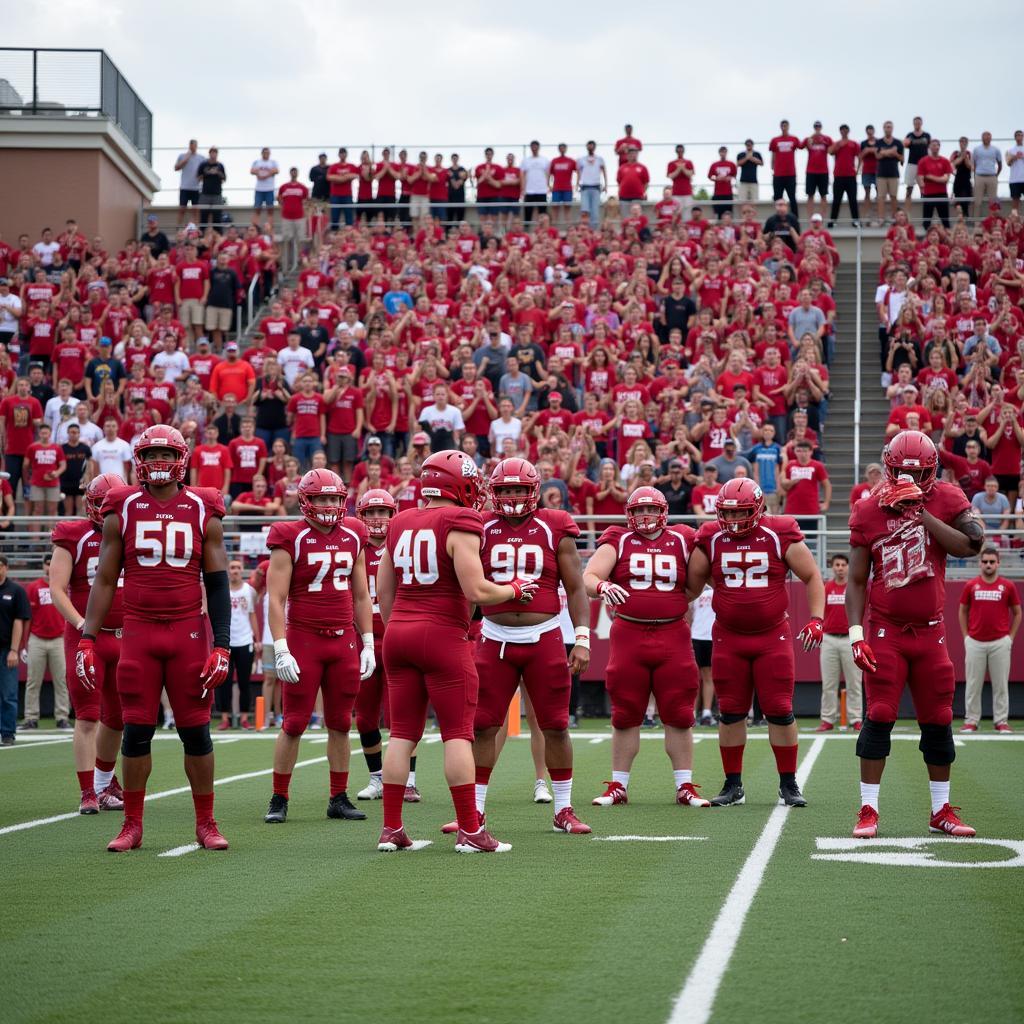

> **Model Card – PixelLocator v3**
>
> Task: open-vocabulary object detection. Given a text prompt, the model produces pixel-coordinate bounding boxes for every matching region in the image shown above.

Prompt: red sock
[549,767,572,782]
[771,743,799,775]
[192,791,214,824]
[329,770,349,797]
[382,783,405,830]
[450,782,479,833]
[272,772,291,798]
[95,758,116,773]
[474,765,493,786]
[123,789,145,821]
[720,744,745,776]
[77,770,93,795]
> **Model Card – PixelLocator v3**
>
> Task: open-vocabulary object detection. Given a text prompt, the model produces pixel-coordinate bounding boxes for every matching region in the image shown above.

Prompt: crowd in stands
[3,117,1023,544]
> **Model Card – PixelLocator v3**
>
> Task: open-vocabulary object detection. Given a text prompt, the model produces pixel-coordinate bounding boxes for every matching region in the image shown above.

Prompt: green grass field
[3,723,1022,1024]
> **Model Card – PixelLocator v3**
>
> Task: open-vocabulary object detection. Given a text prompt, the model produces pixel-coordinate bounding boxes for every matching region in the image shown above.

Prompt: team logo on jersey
[190,631,200,639]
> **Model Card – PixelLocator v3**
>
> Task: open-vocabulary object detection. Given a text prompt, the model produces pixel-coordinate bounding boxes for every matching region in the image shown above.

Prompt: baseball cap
[196,335,210,346]
[813,120,822,129]
[669,459,685,469]
[367,435,382,446]
[0,277,8,286]
[723,438,737,447]
[902,384,917,393]
[336,364,352,376]
[548,390,563,401]
[225,341,239,351]
[811,213,823,222]
[411,432,429,446]
[989,201,1001,211]
[98,336,112,346]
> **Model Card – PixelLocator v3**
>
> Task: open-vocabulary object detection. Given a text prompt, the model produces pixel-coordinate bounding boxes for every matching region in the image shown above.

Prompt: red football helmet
[716,477,765,536]
[883,429,938,492]
[298,469,347,526]
[419,449,487,510]
[133,424,190,484]
[84,473,124,527]
[356,487,397,540]
[626,486,669,535]
[490,457,540,519]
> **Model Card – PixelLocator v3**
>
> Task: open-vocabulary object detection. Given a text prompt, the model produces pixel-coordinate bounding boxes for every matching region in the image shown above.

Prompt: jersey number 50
[720,550,769,588]
[135,521,194,568]
[393,529,439,585]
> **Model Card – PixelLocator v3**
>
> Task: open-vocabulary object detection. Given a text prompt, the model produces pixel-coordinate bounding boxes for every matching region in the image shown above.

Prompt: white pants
[819,633,863,724]
[964,634,1012,725]
[24,635,69,722]
[737,182,759,204]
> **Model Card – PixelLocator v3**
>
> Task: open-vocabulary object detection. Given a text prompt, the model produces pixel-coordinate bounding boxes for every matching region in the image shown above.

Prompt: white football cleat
[357,775,384,801]
[533,779,553,804]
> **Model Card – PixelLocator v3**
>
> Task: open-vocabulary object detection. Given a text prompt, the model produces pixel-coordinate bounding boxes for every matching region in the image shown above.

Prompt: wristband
[574,627,591,649]
[361,632,374,648]
[82,632,96,642]
[848,625,864,644]
[75,619,86,632]
[273,638,290,656]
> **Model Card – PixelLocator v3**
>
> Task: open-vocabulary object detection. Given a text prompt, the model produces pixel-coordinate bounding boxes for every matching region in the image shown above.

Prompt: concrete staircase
[824,259,890,536]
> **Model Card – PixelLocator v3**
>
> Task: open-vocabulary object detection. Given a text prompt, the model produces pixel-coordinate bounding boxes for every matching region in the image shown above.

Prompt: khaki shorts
[877,176,899,200]
[904,164,918,187]
[281,218,306,243]
[30,485,60,502]
[179,298,205,325]
[204,305,233,332]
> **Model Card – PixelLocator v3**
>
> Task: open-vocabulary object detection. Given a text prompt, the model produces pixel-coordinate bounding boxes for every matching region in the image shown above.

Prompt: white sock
[406,770,416,787]
[929,780,950,814]
[94,767,114,793]
[370,770,382,782]
[475,783,488,814]
[859,782,880,811]
[673,769,692,788]
[552,778,573,813]
[612,770,630,789]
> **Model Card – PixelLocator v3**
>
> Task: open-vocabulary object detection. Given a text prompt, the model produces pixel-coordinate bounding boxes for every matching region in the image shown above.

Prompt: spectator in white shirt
[150,335,192,382]
[520,140,551,225]
[0,278,23,349]
[1007,129,1024,217]
[489,397,524,454]
[418,384,465,451]
[43,380,81,435]
[32,228,61,267]
[251,147,279,227]
[277,332,316,387]
[57,402,102,446]
[90,418,133,479]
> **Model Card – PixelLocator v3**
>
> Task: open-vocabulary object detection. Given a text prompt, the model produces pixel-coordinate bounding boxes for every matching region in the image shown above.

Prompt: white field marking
[157,842,201,858]
[954,739,966,748]
[593,835,709,843]
[812,836,1024,869]
[215,738,241,745]
[666,735,826,1024]
[0,738,74,751]
[589,737,607,744]
[425,735,443,744]
[0,751,359,839]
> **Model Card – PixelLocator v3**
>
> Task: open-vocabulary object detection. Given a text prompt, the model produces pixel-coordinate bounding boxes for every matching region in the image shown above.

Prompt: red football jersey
[266,516,367,631]
[101,484,225,620]
[597,524,697,621]
[385,505,484,631]
[481,508,579,617]
[365,539,387,639]
[50,518,125,629]
[694,515,804,633]
[848,481,970,626]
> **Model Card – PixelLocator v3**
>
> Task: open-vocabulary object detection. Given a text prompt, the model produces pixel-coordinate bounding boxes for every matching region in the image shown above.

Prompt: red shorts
[605,617,699,729]
[117,615,211,728]
[865,618,954,725]
[282,625,360,736]
[64,623,123,731]
[354,640,387,735]
[474,624,570,732]
[384,621,477,743]
[711,620,794,719]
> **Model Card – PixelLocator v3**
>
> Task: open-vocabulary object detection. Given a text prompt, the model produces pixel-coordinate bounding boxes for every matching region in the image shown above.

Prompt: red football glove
[878,476,923,513]
[75,638,97,692]
[797,617,824,651]
[851,640,877,673]
[508,579,539,603]
[199,647,231,691]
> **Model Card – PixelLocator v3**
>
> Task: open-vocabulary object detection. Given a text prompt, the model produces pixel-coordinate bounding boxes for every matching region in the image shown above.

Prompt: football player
[263,470,375,824]
[584,487,709,808]
[847,430,983,838]
[688,477,826,808]
[374,449,538,853]
[77,425,232,852]
[457,458,591,834]
[50,474,126,814]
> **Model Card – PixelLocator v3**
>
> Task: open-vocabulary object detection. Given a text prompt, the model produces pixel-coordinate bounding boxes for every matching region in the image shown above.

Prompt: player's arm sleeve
[448,508,485,539]
[596,525,623,549]
[202,515,230,648]
[559,510,581,540]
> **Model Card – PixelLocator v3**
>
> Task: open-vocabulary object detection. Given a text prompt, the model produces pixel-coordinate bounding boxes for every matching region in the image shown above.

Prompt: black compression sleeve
[203,569,231,650]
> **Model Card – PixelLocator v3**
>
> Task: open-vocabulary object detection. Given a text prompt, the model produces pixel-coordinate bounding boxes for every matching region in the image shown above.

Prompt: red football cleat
[852,720,862,732]
[814,721,835,732]
[592,781,628,806]
[441,812,482,835]
[403,785,421,803]
[107,819,143,852]
[929,804,976,837]
[553,806,592,834]
[378,826,415,851]
[216,719,231,732]
[196,819,230,850]
[676,782,711,807]
[995,722,1014,733]
[106,775,124,801]
[454,826,511,853]
[959,722,978,733]
[853,804,878,838]
[239,717,253,731]
[79,789,99,815]
[98,786,124,811]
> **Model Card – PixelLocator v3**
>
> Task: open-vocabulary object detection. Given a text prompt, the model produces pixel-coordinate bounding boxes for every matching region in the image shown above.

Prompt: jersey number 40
[393,529,439,585]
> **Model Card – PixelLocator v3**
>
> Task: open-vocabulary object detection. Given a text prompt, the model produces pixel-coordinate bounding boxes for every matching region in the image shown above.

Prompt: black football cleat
[327,792,367,821]
[264,793,288,823]
[778,779,807,807]
[710,779,745,807]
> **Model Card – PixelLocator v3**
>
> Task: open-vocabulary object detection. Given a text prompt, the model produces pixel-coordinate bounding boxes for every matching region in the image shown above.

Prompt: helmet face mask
[133,426,189,485]
[625,486,668,535]
[490,458,541,518]
[298,469,347,527]
[883,429,938,493]
[715,478,765,536]
[356,488,397,540]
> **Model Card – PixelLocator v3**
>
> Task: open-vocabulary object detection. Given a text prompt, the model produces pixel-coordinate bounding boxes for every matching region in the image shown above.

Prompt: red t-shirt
[783,459,828,515]
[192,443,232,489]
[550,156,576,192]
[769,135,801,177]
[52,340,90,384]
[803,136,833,175]
[833,139,860,177]
[328,162,357,198]
[287,392,326,438]
[823,579,849,634]
[960,575,1021,641]
[708,161,737,196]
[25,578,65,639]
[25,442,63,487]
[326,385,364,434]
[1,395,44,455]
[617,163,649,201]
[176,261,209,301]
[916,155,953,197]
[668,159,694,197]
[278,181,309,220]
[229,436,268,486]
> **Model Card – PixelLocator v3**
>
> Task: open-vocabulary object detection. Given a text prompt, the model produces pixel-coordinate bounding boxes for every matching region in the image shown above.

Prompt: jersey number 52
[720,550,769,588]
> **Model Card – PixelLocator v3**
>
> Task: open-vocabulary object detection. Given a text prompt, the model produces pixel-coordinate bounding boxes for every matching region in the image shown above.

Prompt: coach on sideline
[959,546,1020,733]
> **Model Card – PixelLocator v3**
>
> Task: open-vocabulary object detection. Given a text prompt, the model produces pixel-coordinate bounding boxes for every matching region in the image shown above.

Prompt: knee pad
[282,713,307,738]
[176,724,213,757]
[719,711,747,725]
[323,710,352,734]
[660,701,695,730]
[869,698,899,723]
[856,718,894,760]
[121,723,156,759]
[765,713,795,726]
[918,723,956,766]
[610,704,644,730]
[358,729,382,749]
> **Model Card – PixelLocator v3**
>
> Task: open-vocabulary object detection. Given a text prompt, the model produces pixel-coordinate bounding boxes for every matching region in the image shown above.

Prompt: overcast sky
[5,0,1019,202]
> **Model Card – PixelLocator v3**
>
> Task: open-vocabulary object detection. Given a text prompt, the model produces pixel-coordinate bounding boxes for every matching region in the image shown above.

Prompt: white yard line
[666,735,827,1024]
[593,835,709,843]
[157,843,200,858]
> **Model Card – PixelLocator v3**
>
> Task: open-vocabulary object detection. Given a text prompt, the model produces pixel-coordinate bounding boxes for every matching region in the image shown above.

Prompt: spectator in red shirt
[278,167,310,265]
[23,556,71,729]
[327,147,357,228]
[191,424,232,495]
[916,138,953,230]
[548,143,577,228]
[228,416,268,502]
[616,149,649,202]
[801,121,833,221]
[323,364,365,479]
[174,242,210,345]
[286,372,327,469]
[231,474,281,519]
[849,463,883,507]
[769,119,802,220]
[667,143,696,221]
[828,123,861,226]
[708,146,737,218]
[614,124,642,165]
[24,422,65,525]
[1,378,43,501]
[691,464,722,521]
[780,440,830,530]
[886,385,932,437]
[209,342,257,405]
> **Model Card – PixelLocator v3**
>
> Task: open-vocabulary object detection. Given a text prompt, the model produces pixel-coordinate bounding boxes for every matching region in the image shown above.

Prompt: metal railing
[0,47,152,160]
